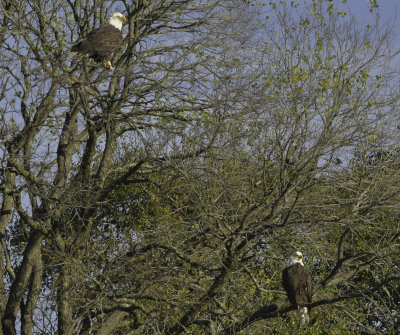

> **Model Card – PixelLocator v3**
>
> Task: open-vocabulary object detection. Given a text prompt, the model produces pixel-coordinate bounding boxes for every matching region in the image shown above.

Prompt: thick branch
[219,294,362,335]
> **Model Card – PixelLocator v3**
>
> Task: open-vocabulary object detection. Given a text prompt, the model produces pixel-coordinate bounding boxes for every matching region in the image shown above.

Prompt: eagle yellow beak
[121,16,127,23]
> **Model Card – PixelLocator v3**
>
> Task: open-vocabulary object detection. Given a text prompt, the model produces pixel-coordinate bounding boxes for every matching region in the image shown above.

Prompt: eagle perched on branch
[70,12,126,70]
[282,251,313,324]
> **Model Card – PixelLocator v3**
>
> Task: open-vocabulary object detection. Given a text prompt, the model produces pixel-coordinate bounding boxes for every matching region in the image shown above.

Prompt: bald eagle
[282,251,312,324]
[70,12,126,70]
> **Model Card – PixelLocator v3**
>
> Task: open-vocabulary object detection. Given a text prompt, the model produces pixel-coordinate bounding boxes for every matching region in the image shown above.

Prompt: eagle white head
[109,12,127,30]
[289,251,304,266]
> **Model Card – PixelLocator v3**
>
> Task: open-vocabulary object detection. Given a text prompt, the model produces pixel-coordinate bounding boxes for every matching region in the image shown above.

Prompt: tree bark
[2,232,44,335]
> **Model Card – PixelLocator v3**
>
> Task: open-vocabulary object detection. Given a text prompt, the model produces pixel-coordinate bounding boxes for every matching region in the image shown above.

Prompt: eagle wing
[304,267,312,304]
[71,24,123,57]
[282,266,297,306]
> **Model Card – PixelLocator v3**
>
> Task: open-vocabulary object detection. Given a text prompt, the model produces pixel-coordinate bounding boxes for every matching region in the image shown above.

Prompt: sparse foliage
[0,0,399,334]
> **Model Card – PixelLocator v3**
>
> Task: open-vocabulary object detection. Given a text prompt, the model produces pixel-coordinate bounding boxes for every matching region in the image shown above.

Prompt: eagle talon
[103,60,114,71]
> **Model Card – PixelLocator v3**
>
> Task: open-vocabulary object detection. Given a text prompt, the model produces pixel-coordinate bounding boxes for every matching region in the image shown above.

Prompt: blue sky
[347,0,399,41]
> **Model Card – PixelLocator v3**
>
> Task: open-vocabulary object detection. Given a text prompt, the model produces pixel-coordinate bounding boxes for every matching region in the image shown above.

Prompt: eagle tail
[297,307,309,325]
